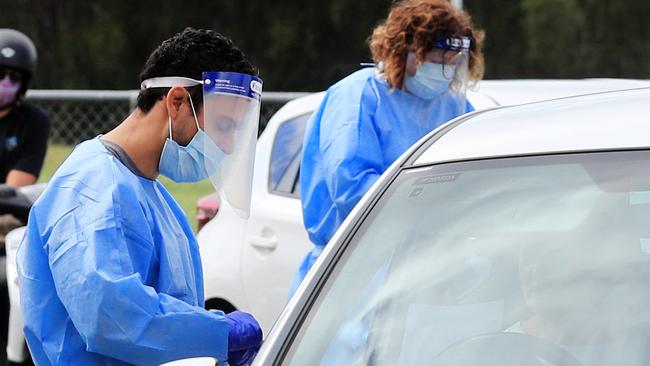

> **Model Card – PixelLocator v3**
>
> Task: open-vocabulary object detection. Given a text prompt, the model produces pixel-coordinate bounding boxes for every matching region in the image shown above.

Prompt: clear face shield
[202,72,262,219]
[406,36,471,111]
[140,72,263,218]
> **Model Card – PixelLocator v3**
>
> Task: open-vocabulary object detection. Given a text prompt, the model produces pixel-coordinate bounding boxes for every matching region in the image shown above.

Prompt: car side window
[269,113,311,196]
[281,151,650,366]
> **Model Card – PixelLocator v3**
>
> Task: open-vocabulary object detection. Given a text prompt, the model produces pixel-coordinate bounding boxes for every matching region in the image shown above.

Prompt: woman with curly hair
[293,0,485,293]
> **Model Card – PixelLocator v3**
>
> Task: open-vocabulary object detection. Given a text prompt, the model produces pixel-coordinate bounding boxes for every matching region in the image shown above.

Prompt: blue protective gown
[294,67,472,292]
[17,138,229,365]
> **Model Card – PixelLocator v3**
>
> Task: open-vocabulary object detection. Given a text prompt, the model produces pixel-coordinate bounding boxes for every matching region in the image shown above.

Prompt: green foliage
[464,0,528,78]
[38,144,73,183]
[466,0,650,79]
[1,0,648,89]
[158,177,215,233]
[1,0,391,91]
[522,0,586,77]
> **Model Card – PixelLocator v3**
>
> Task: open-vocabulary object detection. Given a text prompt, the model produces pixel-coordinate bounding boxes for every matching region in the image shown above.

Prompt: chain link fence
[25,90,311,145]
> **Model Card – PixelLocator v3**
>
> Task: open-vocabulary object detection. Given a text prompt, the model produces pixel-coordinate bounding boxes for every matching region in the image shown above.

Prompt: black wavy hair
[136,27,257,112]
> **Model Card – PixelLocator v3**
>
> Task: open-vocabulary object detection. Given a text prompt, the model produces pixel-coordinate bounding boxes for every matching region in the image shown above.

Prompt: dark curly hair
[136,28,258,112]
[369,0,485,89]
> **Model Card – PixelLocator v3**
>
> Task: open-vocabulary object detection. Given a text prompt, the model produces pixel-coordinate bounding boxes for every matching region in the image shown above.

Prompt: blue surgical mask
[158,96,225,183]
[404,62,455,100]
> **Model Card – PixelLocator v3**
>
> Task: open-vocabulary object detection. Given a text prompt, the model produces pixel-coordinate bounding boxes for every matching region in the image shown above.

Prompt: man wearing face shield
[17,28,263,365]
[294,0,485,294]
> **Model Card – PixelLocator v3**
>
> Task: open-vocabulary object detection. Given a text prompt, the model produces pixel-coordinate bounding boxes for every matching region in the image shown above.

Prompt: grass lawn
[40,143,215,232]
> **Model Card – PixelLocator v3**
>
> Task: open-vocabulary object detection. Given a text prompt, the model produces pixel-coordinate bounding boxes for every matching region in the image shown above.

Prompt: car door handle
[250,235,279,250]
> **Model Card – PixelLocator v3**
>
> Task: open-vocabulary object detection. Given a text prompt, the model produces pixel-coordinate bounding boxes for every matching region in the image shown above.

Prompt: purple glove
[225,311,263,365]
[226,348,259,366]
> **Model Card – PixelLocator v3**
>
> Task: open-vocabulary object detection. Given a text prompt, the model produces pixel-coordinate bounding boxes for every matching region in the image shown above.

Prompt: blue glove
[225,348,259,366]
[225,311,263,366]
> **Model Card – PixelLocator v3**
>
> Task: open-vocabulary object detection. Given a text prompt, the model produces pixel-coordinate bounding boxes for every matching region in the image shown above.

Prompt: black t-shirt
[0,103,51,182]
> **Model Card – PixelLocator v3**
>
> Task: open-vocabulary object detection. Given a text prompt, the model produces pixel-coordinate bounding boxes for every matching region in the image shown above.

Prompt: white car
[253,87,650,365]
[196,78,650,335]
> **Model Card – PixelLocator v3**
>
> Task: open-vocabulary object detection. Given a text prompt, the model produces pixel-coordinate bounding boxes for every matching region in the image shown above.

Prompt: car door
[240,112,313,333]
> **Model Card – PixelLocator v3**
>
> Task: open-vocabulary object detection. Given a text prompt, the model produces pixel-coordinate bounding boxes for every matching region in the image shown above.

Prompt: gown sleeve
[46,205,229,365]
[301,80,383,245]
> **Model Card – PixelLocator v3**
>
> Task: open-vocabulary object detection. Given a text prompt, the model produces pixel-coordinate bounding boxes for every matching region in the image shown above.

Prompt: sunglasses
[0,69,23,83]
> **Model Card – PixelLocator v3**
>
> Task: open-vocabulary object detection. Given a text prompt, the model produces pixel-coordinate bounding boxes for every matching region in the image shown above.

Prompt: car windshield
[283,150,650,366]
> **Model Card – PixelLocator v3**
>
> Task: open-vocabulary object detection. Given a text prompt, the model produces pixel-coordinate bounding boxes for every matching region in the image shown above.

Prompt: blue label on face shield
[202,71,263,101]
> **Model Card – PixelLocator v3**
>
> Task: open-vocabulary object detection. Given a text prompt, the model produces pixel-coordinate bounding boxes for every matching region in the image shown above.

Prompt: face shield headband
[431,36,472,52]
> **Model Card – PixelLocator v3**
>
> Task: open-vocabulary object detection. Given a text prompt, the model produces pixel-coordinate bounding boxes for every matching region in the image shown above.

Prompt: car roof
[468,78,650,107]
[265,91,325,126]
[264,79,650,134]
[413,87,650,165]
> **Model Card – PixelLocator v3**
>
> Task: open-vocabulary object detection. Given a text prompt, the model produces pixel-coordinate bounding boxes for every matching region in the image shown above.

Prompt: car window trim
[407,146,650,171]
[275,148,302,197]
[291,151,302,196]
[268,112,312,197]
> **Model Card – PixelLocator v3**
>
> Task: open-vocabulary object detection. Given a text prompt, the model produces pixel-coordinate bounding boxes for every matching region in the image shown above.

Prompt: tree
[466,0,650,78]
[522,0,586,77]
[2,0,648,90]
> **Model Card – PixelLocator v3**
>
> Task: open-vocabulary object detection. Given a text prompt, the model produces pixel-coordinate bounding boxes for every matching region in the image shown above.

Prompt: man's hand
[225,311,263,366]
[226,348,259,366]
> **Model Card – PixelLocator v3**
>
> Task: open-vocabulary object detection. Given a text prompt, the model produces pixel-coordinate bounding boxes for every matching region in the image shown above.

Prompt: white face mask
[404,62,456,100]
[158,95,225,183]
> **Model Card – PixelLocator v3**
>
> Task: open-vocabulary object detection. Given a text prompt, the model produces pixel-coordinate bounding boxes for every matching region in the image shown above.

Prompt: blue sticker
[202,72,263,101]
[4,136,17,151]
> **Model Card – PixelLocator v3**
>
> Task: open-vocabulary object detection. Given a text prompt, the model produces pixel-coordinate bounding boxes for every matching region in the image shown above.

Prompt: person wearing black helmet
[0,28,50,366]
[0,29,50,188]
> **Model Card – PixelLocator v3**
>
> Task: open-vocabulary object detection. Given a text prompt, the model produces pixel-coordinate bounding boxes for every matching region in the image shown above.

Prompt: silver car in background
[253,87,650,365]
[196,78,650,335]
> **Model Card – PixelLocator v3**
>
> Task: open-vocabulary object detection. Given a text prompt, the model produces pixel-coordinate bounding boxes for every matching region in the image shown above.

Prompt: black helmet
[0,29,37,95]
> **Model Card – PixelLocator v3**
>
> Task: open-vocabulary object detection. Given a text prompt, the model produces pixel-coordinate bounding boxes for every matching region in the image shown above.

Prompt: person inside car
[512,223,650,365]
